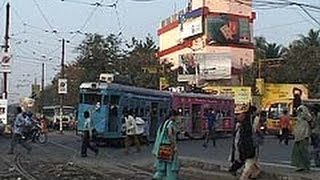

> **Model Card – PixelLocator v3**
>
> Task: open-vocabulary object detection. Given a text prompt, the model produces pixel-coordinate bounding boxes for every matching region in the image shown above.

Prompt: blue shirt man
[203,109,216,148]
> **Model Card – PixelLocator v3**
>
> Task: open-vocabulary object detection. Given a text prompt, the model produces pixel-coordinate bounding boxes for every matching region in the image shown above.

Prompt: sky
[0,0,318,104]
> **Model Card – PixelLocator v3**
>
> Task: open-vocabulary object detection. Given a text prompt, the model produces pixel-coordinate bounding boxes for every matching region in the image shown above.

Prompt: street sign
[1,53,11,67]
[58,78,67,94]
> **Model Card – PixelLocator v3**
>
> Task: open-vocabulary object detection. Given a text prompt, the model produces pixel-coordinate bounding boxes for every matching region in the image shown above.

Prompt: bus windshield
[268,103,288,119]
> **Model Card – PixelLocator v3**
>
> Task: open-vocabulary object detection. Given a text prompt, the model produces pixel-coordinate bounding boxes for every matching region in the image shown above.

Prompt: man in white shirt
[124,109,141,155]
[81,111,99,157]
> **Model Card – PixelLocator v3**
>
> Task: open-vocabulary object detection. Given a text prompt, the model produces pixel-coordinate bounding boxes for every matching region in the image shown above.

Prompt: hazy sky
[0,0,318,103]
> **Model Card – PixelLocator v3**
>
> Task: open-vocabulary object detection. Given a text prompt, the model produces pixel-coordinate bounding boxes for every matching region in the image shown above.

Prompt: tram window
[83,94,102,104]
[103,95,109,105]
[110,95,120,105]
[184,107,190,117]
[140,108,144,117]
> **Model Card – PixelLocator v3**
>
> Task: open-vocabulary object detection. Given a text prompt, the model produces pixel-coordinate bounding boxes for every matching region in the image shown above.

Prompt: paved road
[45,131,301,167]
[0,131,319,180]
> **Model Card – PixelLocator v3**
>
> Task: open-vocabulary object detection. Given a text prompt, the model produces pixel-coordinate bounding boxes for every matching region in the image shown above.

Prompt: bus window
[83,94,102,104]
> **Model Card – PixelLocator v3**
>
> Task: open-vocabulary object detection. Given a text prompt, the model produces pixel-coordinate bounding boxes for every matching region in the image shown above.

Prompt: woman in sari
[152,110,180,180]
[292,105,312,171]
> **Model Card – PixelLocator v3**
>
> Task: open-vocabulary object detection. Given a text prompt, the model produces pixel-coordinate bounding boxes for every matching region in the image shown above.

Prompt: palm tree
[295,29,320,47]
[265,43,285,58]
[254,36,267,59]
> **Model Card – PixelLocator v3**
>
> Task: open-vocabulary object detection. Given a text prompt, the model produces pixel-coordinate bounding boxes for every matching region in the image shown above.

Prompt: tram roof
[80,82,171,97]
[171,92,233,100]
[80,82,233,100]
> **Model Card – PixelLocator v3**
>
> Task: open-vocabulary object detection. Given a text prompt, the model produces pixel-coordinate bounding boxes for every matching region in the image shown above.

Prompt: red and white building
[157,0,255,86]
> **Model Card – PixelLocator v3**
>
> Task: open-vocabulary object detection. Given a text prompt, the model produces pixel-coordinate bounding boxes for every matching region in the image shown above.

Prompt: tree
[125,35,176,89]
[295,29,320,47]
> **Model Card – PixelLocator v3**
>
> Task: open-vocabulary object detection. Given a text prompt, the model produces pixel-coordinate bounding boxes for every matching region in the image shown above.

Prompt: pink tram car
[171,93,235,138]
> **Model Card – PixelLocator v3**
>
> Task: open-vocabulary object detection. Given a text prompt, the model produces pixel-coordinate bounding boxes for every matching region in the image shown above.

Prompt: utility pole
[240,58,244,86]
[40,63,44,114]
[59,39,65,133]
[3,3,10,99]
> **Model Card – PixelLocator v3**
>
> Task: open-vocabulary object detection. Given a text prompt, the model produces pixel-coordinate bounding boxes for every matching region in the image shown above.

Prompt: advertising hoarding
[207,15,251,45]
[180,16,203,39]
[203,86,252,112]
[177,53,232,82]
[261,83,308,109]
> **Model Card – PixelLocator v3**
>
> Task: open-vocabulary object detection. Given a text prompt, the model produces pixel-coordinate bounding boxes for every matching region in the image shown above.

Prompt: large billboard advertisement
[261,83,308,109]
[177,53,232,82]
[207,15,251,45]
[203,86,252,112]
[180,16,203,39]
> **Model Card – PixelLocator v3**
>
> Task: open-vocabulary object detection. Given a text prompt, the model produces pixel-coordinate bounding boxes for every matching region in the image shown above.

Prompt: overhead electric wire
[298,5,320,26]
[61,0,117,8]
[32,0,63,39]
[68,0,103,41]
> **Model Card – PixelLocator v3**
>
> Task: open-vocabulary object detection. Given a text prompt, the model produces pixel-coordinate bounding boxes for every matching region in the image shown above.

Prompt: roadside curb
[179,156,317,180]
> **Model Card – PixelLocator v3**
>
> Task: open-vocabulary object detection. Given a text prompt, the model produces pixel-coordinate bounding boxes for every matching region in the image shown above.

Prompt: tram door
[108,95,120,133]
[191,104,202,134]
[149,102,159,139]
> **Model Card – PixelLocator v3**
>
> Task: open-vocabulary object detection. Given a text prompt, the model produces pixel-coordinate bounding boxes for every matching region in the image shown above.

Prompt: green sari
[152,119,179,180]
[291,105,311,170]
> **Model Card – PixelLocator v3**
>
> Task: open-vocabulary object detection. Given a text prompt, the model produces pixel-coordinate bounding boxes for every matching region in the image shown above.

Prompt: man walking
[279,109,290,145]
[8,107,32,155]
[81,111,99,157]
[203,108,216,148]
[124,109,141,155]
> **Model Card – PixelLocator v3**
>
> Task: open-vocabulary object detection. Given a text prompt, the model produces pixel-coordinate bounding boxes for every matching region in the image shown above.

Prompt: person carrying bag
[152,110,180,180]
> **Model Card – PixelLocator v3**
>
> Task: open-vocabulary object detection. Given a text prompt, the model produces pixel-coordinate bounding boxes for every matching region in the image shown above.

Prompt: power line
[298,5,320,26]
[32,0,63,39]
[61,0,117,8]
[68,0,104,41]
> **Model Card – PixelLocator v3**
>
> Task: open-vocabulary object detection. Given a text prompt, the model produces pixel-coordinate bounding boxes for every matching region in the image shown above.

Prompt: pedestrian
[310,108,320,167]
[279,109,290,145]
[124,109,141,155]
[8,106,32,155]
[152,109,180,180]
[203,108,216,148]
[134,111,146,145]
[229,105,260,180]
[40,115,49,135]
[291,105,312,171]
[81,111,99,157]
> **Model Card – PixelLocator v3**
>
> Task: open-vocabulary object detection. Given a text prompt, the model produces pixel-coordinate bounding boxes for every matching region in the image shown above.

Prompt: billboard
[177,53,232,82]
[207,15,251,45]
[203,86,252,112]
[261,83,308,109]
[180,16,203,39]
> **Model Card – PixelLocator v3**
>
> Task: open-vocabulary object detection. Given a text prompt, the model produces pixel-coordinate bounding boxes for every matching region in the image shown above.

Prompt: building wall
[192,0,253,17]
[158,0,254,86]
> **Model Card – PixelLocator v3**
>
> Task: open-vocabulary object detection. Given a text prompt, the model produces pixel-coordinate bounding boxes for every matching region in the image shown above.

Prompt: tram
[77,82,234,142]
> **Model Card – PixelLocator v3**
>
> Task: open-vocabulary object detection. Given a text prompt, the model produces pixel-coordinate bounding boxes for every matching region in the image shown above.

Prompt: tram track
[47,139,153,178]
[14,153,38,180]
